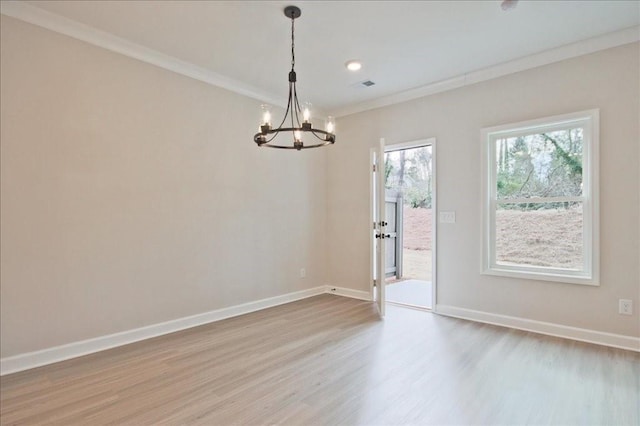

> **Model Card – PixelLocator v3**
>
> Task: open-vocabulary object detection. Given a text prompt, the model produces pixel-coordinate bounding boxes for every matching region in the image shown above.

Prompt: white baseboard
[10,289,633,376]
[325,285,372,301]
[436,304,640,352]
[0,286,327,376]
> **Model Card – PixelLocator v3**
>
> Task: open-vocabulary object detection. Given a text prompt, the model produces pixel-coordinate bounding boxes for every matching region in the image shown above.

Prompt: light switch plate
[439,211,456,224]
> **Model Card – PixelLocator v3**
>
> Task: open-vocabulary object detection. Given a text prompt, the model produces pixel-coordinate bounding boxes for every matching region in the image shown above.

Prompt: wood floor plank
[1,294,638,425]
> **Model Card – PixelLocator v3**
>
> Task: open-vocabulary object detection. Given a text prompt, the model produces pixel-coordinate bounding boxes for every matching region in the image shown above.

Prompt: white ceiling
[14,1,640,115]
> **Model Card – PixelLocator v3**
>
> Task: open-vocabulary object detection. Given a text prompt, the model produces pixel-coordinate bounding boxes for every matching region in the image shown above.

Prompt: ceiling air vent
[361,80,375,87]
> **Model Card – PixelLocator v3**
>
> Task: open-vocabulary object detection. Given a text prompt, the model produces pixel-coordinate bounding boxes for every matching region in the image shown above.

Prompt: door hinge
[372,164,377,172]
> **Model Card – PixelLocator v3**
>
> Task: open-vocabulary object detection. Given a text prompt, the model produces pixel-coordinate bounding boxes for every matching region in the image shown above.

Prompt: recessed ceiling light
[501,0,518,11]
[345,60,362,71]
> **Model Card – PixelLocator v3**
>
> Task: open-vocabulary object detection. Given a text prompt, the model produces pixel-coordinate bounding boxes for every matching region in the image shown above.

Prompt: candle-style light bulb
[261,104,272,126]
[294,130,302,141]
[302,102,312,123]
[326,116,335,134]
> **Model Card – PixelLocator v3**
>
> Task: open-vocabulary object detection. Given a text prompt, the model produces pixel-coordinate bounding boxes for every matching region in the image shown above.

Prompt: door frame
[370,137,437,310]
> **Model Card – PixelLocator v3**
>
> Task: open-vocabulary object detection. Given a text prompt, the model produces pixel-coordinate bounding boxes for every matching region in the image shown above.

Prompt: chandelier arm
[290,83,298,127]
[309,130,330,141]
[293,85,303,127]
[290,87,296,142]
[265,130,280,143]
[292,85,302,128]
[274,83,293,131]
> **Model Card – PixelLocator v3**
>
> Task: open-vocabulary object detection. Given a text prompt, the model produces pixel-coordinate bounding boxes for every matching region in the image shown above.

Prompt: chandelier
[254,6,335,151]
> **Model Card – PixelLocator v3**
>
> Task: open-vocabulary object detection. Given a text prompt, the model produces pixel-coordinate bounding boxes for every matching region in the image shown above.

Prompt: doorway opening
[383,142,434,309]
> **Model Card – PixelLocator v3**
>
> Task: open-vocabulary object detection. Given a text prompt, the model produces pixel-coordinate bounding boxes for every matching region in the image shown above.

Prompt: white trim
[376,138,387,316]
[0,1,284,108]
[0,286,326,376]
[480,109,600,286]
[369,147,377,303]
[431,141,438,310]
[480,109,599,136]
[1,1,637,118]
[436,304,640,353]
[325,285,372,301]
[369,138,389,314]
[332,26,639,118]
[384,138,432,153]
[483,267,597,286]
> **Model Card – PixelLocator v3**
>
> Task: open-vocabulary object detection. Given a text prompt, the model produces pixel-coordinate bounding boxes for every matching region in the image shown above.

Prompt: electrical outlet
[439,211,456,224]
[619,299,633,315]
[300,268,306,278]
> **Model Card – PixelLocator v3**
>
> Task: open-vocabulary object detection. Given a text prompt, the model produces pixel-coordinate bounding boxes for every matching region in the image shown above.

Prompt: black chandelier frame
[254,6,335,151]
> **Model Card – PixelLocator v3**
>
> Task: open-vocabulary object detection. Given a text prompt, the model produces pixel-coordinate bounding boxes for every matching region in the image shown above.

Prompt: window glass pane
[495,128,583,199]
[495,202,583,270]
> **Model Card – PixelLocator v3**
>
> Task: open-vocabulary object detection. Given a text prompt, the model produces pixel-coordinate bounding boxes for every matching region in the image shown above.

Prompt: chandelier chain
[290,16,295,71]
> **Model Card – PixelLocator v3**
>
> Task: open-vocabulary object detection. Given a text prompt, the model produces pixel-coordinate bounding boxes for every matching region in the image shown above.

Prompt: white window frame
[481,110,599,286]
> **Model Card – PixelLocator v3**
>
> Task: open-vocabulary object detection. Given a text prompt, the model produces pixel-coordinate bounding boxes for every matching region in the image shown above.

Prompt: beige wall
[328,43,640,338]
[0,16,327,358]
[1,13,638,361]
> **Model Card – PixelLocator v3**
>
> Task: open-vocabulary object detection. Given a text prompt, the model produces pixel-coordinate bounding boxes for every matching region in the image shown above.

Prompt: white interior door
[373,138,386,316]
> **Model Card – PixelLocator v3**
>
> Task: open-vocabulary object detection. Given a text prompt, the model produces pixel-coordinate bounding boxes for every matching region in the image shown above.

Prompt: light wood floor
[1,294,638,425]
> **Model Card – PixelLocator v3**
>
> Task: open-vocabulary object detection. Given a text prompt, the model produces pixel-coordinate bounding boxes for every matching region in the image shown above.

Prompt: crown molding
[331,25,640,118]
[0,0,285,108]
[1,2,638,118]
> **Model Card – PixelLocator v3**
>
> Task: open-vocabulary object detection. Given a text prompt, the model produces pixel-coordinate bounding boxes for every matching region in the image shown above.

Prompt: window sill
[482,266,599,286]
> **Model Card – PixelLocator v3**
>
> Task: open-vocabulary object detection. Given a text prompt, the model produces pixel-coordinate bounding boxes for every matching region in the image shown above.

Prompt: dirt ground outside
[402,248,431,281]
[495,207,582,269]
